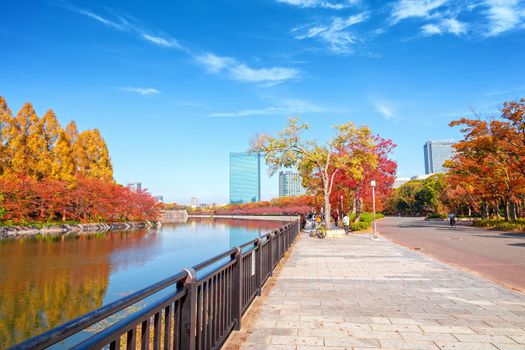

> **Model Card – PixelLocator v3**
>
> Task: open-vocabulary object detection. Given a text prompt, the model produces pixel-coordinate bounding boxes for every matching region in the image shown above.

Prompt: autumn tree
[251,117,378,228]
[0,97,13,176]
[72,129,113,180]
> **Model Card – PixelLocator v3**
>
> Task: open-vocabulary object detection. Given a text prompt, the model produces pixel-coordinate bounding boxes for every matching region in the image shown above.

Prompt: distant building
[279,171,306,197]
[230,152,261,204]
[190,197,198,208]
[154,195,164,203]
[127,182,142,192]
[424,140,455,174]
[393,177,411,189]
[410,174,433,181]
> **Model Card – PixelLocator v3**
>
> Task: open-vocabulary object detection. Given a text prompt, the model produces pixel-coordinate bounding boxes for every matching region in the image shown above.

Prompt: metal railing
[11,220,299,350]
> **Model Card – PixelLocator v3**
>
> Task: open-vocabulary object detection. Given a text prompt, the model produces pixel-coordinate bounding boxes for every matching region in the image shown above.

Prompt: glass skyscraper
[279,171,306,197]
[229,152,261,204]
[424,140,455,174]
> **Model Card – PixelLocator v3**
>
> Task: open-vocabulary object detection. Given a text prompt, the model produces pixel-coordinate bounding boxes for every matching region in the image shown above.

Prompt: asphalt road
[378,216,525,292]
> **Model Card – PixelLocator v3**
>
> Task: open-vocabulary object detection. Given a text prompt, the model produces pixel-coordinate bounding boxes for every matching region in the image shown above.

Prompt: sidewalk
[223,233,525,350]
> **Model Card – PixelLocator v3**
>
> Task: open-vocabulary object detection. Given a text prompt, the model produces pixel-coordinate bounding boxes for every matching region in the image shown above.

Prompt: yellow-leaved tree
[0,97,13,176]
[72,129,113,180]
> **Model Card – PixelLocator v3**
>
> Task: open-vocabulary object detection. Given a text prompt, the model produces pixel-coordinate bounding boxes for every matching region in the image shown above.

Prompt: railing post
[268,232,274,277]
[232,247,243,330]
[255,239,263,296]
[179,268,197,350]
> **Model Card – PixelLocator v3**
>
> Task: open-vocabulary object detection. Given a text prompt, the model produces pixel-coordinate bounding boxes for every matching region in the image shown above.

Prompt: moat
[0,218,286,348]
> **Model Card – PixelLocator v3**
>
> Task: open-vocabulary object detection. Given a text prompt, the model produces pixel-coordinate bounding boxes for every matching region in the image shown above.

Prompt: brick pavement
[223,233,525,350]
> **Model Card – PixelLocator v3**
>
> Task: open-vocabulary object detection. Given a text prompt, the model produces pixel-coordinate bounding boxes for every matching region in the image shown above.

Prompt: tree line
[0,96,159,223]
[387,98,525,222]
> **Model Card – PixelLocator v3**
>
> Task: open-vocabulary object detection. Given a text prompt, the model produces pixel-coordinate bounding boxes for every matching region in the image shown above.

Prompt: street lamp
[370,180,377,240]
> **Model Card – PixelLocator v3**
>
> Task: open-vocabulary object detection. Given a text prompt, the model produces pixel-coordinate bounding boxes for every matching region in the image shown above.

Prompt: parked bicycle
[310,222,327,239]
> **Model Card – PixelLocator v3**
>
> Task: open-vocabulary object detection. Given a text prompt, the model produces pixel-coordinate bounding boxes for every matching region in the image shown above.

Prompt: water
[0,218,287,349]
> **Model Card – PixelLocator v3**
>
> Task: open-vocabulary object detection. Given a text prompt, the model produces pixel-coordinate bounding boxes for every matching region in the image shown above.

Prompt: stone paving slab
[223,233,525,350]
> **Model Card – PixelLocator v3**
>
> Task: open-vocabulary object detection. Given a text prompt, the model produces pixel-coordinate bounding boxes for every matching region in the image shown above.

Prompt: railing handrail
[10,220,299,350]
[10,271,188,350]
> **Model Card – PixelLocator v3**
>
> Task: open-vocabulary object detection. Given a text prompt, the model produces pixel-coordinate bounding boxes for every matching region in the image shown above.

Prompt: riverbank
[0,221,159,239]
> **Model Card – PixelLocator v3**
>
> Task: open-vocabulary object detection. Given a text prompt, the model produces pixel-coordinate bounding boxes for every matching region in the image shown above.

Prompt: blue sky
[2,0,525,204]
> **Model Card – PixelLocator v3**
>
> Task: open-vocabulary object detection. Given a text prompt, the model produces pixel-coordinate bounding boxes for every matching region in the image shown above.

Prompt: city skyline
[2,1,524,203]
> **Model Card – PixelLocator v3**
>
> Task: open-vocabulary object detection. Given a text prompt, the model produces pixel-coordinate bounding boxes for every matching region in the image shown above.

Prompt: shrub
[426,213,447,219]
[349,212,384,231]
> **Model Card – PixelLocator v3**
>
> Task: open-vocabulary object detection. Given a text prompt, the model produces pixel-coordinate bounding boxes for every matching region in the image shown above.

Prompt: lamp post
[340,195,343,224]
[370,180,377,240]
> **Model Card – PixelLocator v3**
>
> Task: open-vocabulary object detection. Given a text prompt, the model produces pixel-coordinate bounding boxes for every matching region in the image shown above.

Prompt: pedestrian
[343,214,350,234]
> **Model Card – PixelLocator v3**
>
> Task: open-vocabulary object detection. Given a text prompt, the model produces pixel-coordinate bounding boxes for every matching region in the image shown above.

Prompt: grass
[473,219,525,232]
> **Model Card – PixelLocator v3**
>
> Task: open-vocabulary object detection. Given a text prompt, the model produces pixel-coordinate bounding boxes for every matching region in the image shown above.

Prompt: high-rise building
[127,182,142,192]
[230,152,261,204]
[279,171,306,197]
[154,195,164,203]
[190,197,198,208]
[424,140,455,174]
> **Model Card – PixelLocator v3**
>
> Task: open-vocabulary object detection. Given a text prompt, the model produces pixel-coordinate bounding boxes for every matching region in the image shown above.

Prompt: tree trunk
[510,201,517,222]
[324,187,331,228]
[504,201,510,222]
[355,197,362,222]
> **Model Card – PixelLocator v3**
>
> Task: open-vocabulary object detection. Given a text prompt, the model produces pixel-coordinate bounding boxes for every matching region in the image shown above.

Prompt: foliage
[192,195,316,216]
[348,212,384,231]
[473,219,525,232]
[251,117,396,227]
[385,174,447,216]
[445,98,525,221]
[426,213,447,219]
[0,96,112,180]
[0,176,160,223]
[0,96,159,223]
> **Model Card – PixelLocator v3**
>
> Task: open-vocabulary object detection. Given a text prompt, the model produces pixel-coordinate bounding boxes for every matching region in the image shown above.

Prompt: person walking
[343,214,350,234]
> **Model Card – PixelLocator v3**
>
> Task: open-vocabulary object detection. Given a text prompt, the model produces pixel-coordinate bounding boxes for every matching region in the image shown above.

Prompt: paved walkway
[379,217,525,292]
[224,233,525,350]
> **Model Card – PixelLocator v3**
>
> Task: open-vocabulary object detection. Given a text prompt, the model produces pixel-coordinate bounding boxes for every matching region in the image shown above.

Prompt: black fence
[11,220,299,350]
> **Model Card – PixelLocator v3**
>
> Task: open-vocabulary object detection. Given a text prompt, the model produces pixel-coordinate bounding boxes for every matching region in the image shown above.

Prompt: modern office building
[424,140,455,174]
[279,171,306,197]
[229,152,261,204]
[127,182,142,192]
[190,197,198,208]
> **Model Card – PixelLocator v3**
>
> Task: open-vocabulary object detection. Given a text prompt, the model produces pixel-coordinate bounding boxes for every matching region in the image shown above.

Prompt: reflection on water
[0,218,285,348]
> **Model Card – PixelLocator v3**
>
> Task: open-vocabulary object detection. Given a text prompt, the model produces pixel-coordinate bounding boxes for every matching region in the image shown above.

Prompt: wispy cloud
[373,100,395,120]
[63,3,184,49]
[275,0,359,10]
[119,87,160,95]
[209,98,337,117]
[293,12,369,55]
[391,0,449,23]
[422,18,467,36]
[195,53,300,86]
[484,0,525,36]
[61,2,300,87]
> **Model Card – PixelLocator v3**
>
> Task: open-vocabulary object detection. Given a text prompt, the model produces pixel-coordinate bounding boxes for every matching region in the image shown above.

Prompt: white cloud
[373,100,395,119]
[391,0,449,23]
[484,0,525,36]
[442,18,467,35]
[209,98,335,117]
[293,12,369,54]
[119,87,160,95]
[422,23,442,35]
[140,33,182,48]
[195,53,300,86]
[275,0,359,9]
[65,4,185,49]
[422,18,467,36]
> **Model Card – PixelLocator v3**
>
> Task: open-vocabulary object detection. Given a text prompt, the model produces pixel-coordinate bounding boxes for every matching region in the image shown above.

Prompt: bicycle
[310,222,327,239]
[449,218,456,229]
